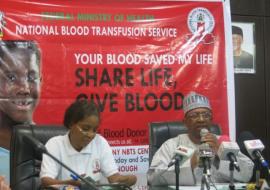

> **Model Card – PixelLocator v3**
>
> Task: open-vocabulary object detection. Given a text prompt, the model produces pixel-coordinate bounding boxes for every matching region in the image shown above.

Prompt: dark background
[231,0,270,161]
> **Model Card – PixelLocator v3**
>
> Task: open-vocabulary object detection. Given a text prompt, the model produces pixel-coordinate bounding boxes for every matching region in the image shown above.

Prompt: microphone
[198,143,214,174]
[168,145,195,167]
[199,128,214,175]
[23,134,48,154]
[198,142,214,190]
[238,131,269,169]
[200,128,209,144]
[217,135,240,171]
[167,145,194,190]
[244,139,268,168]
[23,135,100,190]
[198,128,216,190]
[238,131,270,189]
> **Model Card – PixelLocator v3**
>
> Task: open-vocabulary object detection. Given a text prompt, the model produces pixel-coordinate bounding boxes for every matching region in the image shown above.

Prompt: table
[149,183,247,190]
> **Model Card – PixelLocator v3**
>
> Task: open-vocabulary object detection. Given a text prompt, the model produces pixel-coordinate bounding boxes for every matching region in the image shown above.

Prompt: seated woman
[40,99,137,188]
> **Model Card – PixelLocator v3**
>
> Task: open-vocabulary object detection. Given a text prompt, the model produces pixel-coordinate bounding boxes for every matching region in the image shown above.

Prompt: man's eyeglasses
[186,111,212,120]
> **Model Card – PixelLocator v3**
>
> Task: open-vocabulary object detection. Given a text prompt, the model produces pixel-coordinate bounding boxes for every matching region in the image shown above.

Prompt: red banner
[0,0,233,188]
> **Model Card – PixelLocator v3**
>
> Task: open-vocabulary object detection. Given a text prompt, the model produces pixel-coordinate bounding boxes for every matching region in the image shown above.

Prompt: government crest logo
[186,7,216,45]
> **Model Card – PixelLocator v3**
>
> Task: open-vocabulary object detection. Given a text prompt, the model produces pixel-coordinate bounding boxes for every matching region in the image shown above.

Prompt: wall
[230,0,269,161]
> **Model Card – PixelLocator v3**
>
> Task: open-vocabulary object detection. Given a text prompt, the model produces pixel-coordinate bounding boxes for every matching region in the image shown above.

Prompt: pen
[70,174,79,181]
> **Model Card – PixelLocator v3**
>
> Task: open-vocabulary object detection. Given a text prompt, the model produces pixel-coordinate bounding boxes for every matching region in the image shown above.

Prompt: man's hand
[190,151,199,169]
[108,173,137,187]
[201,133,220,154]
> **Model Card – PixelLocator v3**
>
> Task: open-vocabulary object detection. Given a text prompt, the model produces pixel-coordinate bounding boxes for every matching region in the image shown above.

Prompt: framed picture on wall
[232,22,256,74]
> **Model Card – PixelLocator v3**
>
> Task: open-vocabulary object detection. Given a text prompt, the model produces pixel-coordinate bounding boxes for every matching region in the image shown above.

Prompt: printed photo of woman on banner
[0,40,42,186]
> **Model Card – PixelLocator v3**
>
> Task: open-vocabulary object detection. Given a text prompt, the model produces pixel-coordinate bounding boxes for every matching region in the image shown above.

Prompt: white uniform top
[148,134,254,186]
[40,133,118,182]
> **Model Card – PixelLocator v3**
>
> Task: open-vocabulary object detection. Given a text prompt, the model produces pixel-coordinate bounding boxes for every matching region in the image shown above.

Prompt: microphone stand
[229,161,235,190]
[200,158,211,190]
[264,167,270,188]
[255,159,261,190]
[174,156,181,190]
[168,155,182,190]
[228,155,240,190]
